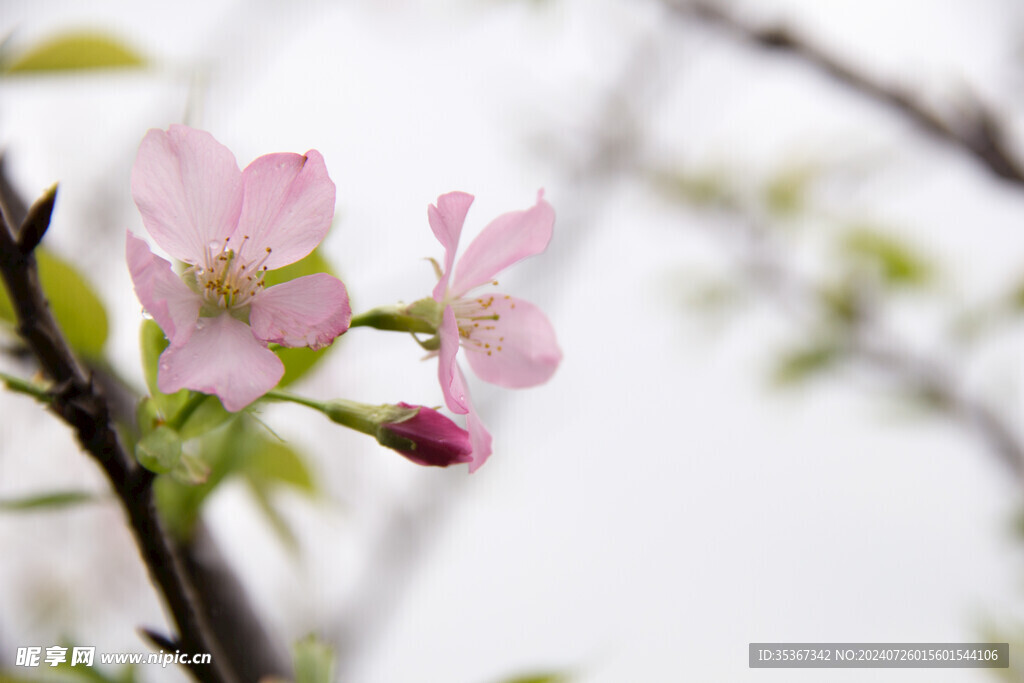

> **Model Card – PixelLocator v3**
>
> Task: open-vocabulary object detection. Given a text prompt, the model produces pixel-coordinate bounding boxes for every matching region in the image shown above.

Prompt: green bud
[169,451,211,485]
[135,425,183,474]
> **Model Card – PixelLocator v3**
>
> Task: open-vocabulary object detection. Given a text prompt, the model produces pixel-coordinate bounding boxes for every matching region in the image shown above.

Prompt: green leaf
[262,247,335,288]
[248,484,300,551]
[293,636,335,683]
[38,249,109,358]
[0,490,97,513]
[242,435,315,493]
[0,248,109,359]
[5,31,145,73]
[135,425,183,474]
[263,247,345,387]
[177,395,233,440]
[493,675,569,683]
[763,165,813,217]
[276,346,330,387]
[772,342,842,387]
[240,425,316,548]
[649,168,735,208]
[841,227,934,288]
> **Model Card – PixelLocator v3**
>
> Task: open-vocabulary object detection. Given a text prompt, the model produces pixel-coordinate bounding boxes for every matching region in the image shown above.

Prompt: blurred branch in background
[667,0,1024,188]
[649,162,1024,486]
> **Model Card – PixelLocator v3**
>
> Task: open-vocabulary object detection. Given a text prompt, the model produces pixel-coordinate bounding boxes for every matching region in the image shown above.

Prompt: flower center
[450,294,508,358]
[186,236,272,310]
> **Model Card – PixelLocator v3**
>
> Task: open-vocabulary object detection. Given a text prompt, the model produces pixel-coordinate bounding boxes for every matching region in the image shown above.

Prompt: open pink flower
[127,125,350,412]
[429,190,562,471]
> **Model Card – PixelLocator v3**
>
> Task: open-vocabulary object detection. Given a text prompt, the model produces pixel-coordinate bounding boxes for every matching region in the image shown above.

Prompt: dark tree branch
[0,198,233,683]
[669,0,1024,187]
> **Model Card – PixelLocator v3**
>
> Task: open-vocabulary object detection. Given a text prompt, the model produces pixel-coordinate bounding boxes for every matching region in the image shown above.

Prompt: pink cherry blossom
[429,190,562,471]
[127,125,350,412]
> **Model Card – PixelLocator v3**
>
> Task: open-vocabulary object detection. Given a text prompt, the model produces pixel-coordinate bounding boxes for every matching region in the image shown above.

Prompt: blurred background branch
[669,0,1024,188]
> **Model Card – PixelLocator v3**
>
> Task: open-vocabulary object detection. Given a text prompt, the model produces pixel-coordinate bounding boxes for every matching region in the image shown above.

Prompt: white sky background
[1,1,1024,682]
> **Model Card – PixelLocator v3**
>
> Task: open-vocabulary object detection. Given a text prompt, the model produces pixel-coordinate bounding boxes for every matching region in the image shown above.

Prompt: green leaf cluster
[841,227,934,288]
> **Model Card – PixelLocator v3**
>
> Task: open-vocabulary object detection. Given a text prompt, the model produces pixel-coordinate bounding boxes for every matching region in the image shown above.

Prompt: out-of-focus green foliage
[0,490,97,513]
[263,247,346,387]
[0,248,109,359]
[155,416,316,541]
[763,165,814,217]
[772,341,843,387]
[649,168,736,209]
[841,227,934,288]
[492,674,570,683]
[683,279,745,314]
[293,636,336,683]
[3,32,145,73]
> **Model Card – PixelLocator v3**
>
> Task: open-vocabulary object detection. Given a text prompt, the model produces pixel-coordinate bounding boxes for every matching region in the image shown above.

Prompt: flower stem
[265,390,375,434]
[264,391,417,449]
[349,304,438,334]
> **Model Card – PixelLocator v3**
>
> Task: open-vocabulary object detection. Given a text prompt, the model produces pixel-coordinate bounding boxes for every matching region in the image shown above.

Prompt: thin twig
[0,202,233,683]
[669,0,1024,187]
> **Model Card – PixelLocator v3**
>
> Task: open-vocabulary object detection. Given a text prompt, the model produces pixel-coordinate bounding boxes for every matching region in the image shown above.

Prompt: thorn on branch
[140,627,181,652]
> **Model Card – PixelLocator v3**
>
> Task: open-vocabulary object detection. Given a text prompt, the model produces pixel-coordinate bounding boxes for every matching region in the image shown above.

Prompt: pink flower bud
[380,403,473,467]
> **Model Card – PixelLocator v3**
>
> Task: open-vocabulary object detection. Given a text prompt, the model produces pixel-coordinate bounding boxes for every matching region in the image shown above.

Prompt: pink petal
[460,295,561,388]
[249,273,351,349]
[464,395,493,473]
[232,151,336,270]
[428,191,474,301]
[438,320,493,471]
[451,190,554,297]
[438,306,469,413]
[131,125,243,263]
[157,313,284,412]
[126,232,201,348]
